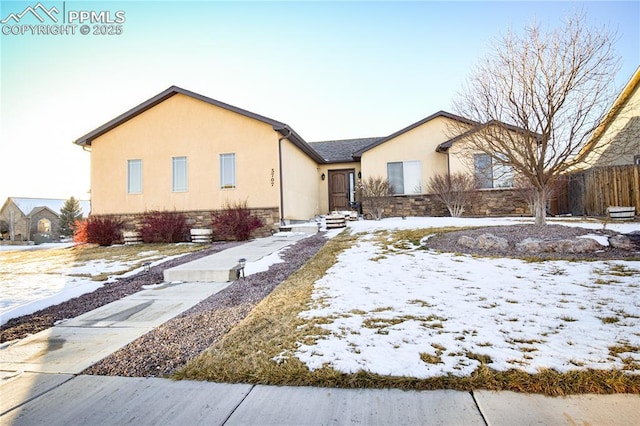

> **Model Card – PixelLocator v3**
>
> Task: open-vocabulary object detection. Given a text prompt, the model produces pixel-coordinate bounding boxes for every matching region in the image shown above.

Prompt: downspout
[81,144,92,215]
[446,149,451,176]
[278,129,292,226]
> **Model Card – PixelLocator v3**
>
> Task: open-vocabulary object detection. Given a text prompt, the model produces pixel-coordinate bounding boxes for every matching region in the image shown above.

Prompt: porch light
[237,258,247,279]
[321,173,326,181]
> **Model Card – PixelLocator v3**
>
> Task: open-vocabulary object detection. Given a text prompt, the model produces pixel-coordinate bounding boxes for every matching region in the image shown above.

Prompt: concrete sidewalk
[1,234,639,425]
[2,375,638,425]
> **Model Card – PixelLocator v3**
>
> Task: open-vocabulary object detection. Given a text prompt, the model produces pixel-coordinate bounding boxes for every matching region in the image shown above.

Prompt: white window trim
[220,153,236,190]
[387,160,422,195]
[172,156,188,192]
[127,159,142,194]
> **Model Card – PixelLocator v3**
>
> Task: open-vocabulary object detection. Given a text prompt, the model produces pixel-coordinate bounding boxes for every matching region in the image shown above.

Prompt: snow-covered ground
[293,217,640,377]
[0,248,195,325]
[0,241,289,326]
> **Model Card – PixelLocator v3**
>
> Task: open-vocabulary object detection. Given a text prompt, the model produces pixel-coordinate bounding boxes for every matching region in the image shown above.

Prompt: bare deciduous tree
[451,11,620,225]
[513,175,567,216]
[426,172,477,217]
[356,176,392,220]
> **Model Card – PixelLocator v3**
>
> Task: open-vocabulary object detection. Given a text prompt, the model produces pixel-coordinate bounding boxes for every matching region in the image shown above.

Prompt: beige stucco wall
[280,139,321,220]
[447,138,478,177]
[317,162,360,214]
[359,116,455,192]
[583,82,640,167]
[90,94,282,215]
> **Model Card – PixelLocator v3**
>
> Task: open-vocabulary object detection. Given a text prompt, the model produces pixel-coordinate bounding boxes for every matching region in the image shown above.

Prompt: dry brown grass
[174,228,640,396]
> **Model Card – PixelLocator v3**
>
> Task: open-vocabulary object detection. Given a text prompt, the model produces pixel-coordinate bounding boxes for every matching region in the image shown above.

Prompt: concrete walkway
[163,233,310,282]
[1,235,639,425]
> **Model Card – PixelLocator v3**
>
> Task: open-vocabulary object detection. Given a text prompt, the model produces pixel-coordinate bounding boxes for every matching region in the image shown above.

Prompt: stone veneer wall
[93,207,280,240]
[381,189,530,218]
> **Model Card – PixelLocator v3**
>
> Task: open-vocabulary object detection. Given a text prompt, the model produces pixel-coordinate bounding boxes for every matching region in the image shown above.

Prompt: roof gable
[74,86,287,146]
[353,111,477,157]
[437,119,539,152]
[580,66,640,157]
[73,86,325,163]
[28,206,59,218]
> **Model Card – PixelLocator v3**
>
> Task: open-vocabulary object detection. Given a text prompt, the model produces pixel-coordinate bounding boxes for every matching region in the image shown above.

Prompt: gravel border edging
[82,233,328,378]
[0,241,242,343]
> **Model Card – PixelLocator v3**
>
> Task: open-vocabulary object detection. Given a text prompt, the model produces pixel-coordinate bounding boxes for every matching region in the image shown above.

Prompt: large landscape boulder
[457,233,509,251]
[515,238,542,253]
[477,233,509,250]
[609,235,635,250]
[516,237,603,253]
[457,235,477,249]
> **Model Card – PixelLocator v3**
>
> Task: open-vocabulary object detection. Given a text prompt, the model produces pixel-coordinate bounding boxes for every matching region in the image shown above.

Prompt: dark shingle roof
[309,137,382,163]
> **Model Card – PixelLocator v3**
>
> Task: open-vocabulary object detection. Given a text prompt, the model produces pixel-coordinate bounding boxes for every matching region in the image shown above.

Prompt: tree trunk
[533,189,547,226]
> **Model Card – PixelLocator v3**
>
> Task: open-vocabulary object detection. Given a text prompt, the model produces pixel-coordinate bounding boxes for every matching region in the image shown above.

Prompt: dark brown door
[328,170,351,211]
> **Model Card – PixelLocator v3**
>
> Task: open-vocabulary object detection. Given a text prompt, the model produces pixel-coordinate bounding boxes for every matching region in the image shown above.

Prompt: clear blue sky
[1,0,638,202]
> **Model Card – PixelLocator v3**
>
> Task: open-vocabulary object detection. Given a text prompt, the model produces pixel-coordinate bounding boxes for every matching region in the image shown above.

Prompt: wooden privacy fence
[567,165,640,216]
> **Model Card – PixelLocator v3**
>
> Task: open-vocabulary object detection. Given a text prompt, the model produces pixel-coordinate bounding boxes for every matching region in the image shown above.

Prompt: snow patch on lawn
[291,219,640,378]
[0,250,190,325]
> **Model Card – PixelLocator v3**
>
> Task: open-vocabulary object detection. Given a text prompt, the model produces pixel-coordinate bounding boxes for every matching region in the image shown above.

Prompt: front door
[328,169,354,212]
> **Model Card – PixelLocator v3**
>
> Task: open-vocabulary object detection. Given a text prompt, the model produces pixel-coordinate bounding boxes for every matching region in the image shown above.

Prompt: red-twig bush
[86,216,124,246]
[73,219,88,244]
[140,211,189,243]
[211,201,263,241]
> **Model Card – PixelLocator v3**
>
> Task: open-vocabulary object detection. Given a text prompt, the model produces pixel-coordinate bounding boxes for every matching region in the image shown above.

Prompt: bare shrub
[211,201,263,241]
[140,211,189,243]
[72,219,88,244]
[356,176,392,220]
[426,172,477,217]
[86,216,123,246]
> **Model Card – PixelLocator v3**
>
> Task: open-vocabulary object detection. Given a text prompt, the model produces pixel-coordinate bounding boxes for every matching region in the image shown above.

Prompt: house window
[220,153,236,189]
[634,155,640,165]
[474,154,513,189]
[127,159,142,194]
[172,156,188,192]
[387,161,421,195]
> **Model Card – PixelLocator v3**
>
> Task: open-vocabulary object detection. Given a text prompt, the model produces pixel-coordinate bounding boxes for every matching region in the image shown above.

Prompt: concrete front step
[163,265,239,283]
[278,223,319,234]
[163,234,310,283]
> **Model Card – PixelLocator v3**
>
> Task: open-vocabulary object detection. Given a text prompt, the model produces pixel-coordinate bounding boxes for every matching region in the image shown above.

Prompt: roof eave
[274,125,326,164]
